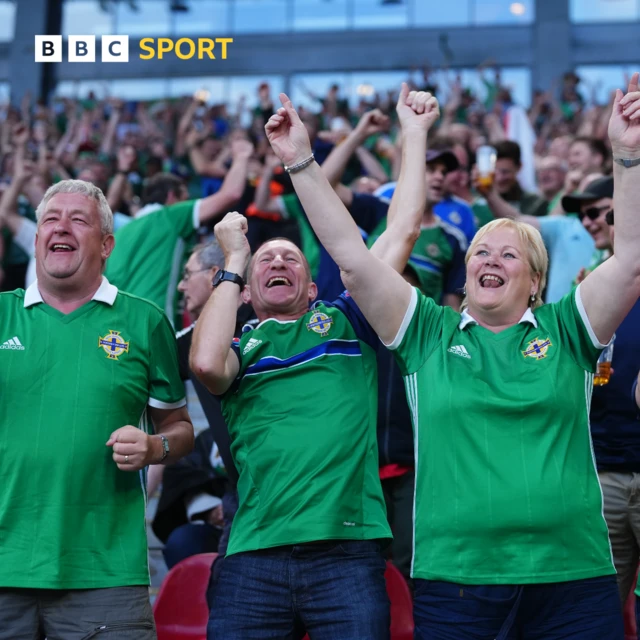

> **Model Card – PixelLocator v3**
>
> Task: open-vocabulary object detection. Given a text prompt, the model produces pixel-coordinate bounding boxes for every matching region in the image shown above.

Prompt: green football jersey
[388,285,615,584]
[222,294,391,556]
[367,218,466,303]
[0,278,186,589]
[106,200,200,325]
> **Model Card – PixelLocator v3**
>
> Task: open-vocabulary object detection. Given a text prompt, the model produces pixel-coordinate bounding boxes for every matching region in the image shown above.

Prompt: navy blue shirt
[591,298,640,471]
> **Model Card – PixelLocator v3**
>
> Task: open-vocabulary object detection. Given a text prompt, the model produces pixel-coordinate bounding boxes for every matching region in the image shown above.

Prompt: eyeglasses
[605,210,614,226]
[180,267,209,282]
[578,205,611,222]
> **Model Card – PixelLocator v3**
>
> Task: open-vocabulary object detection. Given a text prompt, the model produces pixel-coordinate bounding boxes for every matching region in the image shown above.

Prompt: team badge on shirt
[307,312,333,337]
[426,243,440,258]
[522,337,552,360]
[98,330,130,360]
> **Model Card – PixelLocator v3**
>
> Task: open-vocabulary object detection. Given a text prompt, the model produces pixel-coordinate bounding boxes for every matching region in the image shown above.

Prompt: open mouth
[480,274,504,288]
[50,243,75,253]
[266,276,292,288]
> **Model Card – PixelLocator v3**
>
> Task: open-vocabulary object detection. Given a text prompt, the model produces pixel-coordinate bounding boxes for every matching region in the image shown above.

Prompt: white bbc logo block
[102,36,129,63]
[68,35,96,63]
[35,35,62,62]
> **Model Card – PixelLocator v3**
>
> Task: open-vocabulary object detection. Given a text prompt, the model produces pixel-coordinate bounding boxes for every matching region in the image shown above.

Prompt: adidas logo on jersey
[448,344,470,359]
[243,338,263,355]
[0,336,25,351]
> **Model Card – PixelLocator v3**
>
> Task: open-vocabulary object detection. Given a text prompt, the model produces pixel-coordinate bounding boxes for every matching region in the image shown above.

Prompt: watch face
[213,270,225,286]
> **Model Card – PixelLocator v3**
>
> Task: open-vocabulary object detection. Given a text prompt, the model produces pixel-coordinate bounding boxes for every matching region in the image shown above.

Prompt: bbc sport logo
[34,35,233,63]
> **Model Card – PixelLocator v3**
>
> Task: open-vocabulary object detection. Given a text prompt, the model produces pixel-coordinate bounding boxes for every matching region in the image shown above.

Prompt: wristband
[284,154,315,174]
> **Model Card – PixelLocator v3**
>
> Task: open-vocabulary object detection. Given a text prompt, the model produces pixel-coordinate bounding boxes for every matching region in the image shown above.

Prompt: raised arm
[190,212,248,395]
[321,109,389,197]
[371,84,440,273]
[197,139,253,225]
[580,73,640,344]
[265,90,435,344]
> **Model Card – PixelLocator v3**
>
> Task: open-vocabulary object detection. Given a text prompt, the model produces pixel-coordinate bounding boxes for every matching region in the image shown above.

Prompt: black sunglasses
[578,205,611,222]
[605,210,614,226]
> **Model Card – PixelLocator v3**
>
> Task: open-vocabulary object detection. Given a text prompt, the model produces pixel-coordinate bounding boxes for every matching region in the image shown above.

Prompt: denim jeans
[162,523,221,570]
[207,540,390,640]
[413,575,623,640]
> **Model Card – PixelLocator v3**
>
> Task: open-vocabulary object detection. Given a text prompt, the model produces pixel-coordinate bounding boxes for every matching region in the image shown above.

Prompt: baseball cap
[426,149,459,173]
[562,176,613,213]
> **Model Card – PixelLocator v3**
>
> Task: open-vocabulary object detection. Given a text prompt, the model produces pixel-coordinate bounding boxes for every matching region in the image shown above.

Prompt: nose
[177,278,187,292]
[271,254,286,268]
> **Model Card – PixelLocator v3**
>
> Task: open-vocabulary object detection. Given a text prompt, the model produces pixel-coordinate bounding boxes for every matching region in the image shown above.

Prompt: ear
[308,282,318,304]
[241,284,252,305]
[209,266,220,289]
[102,234,115,261]
[530,272,541,296]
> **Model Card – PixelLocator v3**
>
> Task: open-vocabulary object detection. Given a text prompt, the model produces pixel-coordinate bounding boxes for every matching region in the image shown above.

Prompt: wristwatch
[212,270,245,291]
[613,156,640,168]
[158,434,169,462]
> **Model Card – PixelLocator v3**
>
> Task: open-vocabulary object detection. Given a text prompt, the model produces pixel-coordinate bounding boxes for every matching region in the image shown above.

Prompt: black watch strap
[212,270,245,291]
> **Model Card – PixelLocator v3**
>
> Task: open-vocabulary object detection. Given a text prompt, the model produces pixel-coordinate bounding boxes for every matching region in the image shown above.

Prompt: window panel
[115,0,171,36]
[575,66,633,105]
[62,0,113,37]
[168,76,227,102]
[415,0,470,26]
[233,0,287,33]
[0,1,15,41]
[173,0,231,35]
[293,0,349,31]
[473,0,534,25]
[353,0,408,29]
[570,0,638,22]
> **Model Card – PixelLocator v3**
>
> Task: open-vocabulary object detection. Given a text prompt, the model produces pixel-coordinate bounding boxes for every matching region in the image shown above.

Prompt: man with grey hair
[0,179,194,639]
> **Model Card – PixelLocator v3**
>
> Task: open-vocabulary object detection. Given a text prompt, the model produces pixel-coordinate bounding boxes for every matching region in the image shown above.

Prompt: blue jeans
[162,523,221,569]
[207,540,390,640]
[413,575,623,640]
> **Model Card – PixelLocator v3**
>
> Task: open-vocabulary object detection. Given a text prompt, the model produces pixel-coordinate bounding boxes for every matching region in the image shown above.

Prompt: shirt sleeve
[442,231,466,296]
[548,284,606,373]
[148,311,187,409]
[162,199,201,240]
[383,287,445,376]
[326,291,379,351]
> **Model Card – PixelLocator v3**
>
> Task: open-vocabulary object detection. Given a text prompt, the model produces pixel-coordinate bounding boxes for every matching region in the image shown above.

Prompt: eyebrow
[476,243,520,252]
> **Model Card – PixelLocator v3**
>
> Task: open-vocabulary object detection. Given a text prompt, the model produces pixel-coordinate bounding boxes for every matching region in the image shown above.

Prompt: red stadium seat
[154,552,217,640]
[154,554,413,640]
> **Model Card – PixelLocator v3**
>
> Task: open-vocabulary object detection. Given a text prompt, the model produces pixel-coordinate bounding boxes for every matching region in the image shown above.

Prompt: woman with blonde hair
[264,75,640,638]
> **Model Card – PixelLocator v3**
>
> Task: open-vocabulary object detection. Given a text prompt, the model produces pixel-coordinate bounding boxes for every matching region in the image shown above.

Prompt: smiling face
[35,192,114,292]
[245,239,317,320]
[580,197,613,251]
[466,226,541,323]
[425,162,447,205]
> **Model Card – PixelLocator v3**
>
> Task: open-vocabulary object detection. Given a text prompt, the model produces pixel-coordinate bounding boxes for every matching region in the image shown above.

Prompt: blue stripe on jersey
[409,254,442,274]
[243,339,362,378]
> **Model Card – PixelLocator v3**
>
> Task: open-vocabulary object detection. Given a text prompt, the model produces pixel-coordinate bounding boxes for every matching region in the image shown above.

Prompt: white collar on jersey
[458,307,538,330]
[24,276,118,308]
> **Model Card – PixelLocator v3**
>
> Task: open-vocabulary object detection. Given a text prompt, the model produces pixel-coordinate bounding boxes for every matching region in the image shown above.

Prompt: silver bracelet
[284,154,315,174]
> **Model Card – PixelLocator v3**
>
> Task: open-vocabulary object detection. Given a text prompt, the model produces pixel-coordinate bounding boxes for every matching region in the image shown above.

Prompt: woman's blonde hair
[461,218,548,310]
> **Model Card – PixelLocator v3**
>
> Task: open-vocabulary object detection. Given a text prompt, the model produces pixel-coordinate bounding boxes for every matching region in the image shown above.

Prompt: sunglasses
[578,205,611,222]
[605,210,614,226]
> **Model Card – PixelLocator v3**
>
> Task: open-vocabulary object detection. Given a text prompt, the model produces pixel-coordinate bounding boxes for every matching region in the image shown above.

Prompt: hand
[15,159,35,184]
[471,164,494,197]
[564,169,583,193]
[395,82,440,133]
[206,504,224,527]
[117,145,136,173]
[610,72,640,157]
[354,108,389,141]
[231,138,254,161]
[214,211,251,267]
[265,93,313,167]
[106,425,158,471]
[575,267,587,285]
[12,123,29,147]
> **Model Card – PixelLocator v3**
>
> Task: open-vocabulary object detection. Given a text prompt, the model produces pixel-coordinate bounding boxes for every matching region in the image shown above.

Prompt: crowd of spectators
[2,64,639,631]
